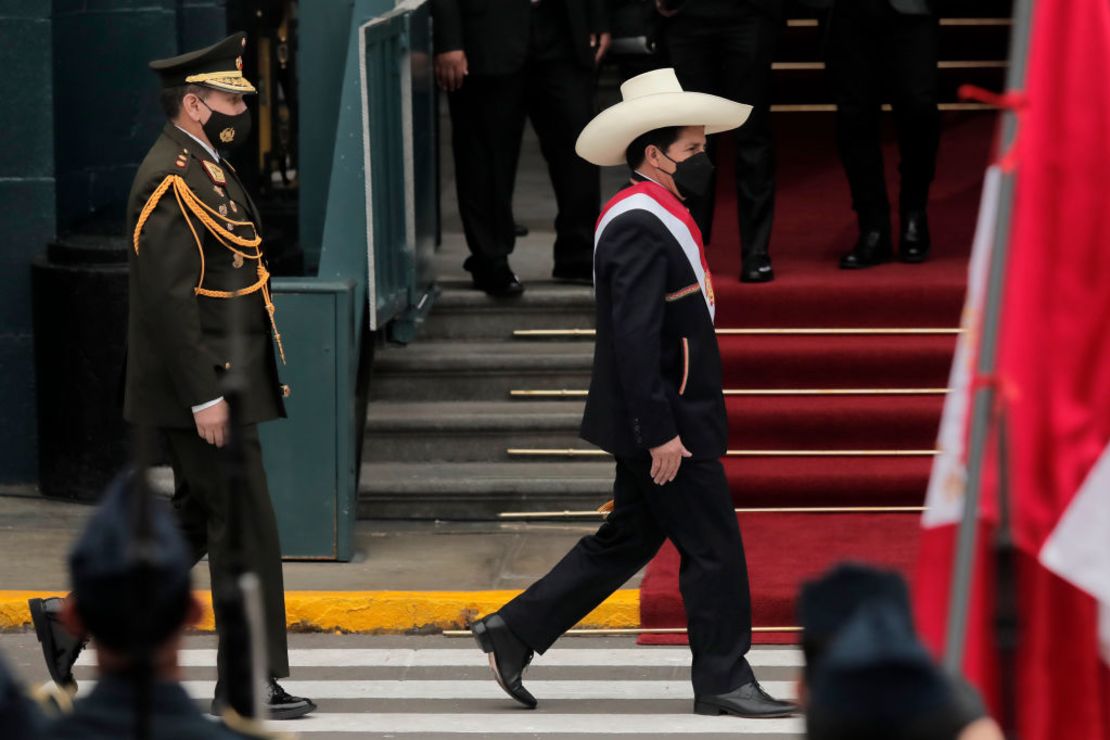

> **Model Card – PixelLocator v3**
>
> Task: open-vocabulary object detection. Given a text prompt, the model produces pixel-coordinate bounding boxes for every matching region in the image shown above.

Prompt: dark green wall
[0,0,227,484]
[0,1,55,483]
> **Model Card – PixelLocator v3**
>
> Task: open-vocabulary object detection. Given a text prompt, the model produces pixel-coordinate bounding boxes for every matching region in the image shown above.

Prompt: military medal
[214,185,225,198]
[233,253,245,269]
[201,160,227,186]
[219,203,228,216]
[229,201,238,213]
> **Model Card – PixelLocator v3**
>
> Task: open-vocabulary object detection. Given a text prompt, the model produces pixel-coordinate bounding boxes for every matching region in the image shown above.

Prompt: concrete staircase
[359,278,611,519]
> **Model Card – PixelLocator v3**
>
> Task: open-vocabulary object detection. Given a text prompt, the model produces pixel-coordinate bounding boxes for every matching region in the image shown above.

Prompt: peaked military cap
[68,470,193,651]
[149,32,256,94]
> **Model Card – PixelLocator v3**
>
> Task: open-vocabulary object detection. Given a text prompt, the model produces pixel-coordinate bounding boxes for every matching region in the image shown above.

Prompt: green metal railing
[263,0,436,560]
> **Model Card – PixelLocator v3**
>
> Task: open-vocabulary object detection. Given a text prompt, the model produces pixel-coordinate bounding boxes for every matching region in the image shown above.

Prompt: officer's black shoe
[740,253,775,283]
[464,257,525,297]
[694,680,799,718]
[472,613,537,709]
[839,229,893,270]
[211,677,318,720]
[552,264,593,286]
[514,222,529,238]
[28,597,86,692]
[899,210,931,263]
[266,678,317,720]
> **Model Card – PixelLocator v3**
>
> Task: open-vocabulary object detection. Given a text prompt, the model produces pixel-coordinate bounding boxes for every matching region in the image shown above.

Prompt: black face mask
[199,98,252,153]
[661,150,715,199]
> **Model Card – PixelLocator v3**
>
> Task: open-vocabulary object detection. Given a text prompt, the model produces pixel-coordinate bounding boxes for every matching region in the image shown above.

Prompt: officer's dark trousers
[825,2,940,230]
[447,58,599,274]
[664,8,781,259]
[163,425,290,680]
[499,456,754,696]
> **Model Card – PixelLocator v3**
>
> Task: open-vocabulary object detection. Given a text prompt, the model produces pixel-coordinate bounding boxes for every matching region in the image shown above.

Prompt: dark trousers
[163,425,290,680]
[826,2,940,229]
[499,456,754,696]
[663,8,782,259]
[447,58,599,273]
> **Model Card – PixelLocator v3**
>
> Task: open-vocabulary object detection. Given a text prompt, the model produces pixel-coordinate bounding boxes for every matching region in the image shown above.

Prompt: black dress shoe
[740,253,775,283]
[211,677,318,720]
[514,222,529,238]
[464,257,525,297]
[472,613,537,708]
[552,264,593,285]
[899,210,931,263]
[29,597,86,691]
[694,680,799,718]
[839,229,893,270]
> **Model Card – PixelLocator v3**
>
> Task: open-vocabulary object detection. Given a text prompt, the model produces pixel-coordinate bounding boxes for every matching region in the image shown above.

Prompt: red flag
[915,0,1110,737]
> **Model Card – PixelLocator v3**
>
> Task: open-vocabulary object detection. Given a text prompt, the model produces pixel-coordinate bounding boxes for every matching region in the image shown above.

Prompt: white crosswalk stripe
[77,646,804,668]
[79,678,797,701]
[71,639,805,737]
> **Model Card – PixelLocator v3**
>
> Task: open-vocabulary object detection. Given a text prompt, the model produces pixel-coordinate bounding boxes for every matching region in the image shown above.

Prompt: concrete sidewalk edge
[0,589,640,634]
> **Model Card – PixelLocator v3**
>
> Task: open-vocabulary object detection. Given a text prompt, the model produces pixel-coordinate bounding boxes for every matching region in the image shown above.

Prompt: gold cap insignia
[201,160,227,186]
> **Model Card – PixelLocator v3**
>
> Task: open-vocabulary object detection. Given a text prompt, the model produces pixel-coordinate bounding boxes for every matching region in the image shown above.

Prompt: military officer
[41,471,289,739]
[470,69,796,719]
[29,33,313,720]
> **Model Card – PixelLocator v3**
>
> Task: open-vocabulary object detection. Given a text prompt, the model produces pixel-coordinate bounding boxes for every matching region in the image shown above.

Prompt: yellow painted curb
[0,589,639,634]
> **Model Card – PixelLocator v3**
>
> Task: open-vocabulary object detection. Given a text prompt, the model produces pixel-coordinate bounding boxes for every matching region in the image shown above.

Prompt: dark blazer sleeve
[132,173,222,409]
[431,0,465,53]
[597,213,678,450]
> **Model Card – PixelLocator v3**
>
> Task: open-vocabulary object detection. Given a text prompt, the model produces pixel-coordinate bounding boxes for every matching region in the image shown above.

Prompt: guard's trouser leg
[164,424,290,680]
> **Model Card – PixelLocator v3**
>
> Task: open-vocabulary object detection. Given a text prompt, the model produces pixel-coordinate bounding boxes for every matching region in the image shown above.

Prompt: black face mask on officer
[197,97,252,152]
[659,149,715,200]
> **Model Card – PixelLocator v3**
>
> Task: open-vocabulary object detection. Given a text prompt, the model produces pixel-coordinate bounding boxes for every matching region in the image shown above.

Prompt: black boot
[740,253,774,283]
[472,613,537,708]
[28,597,86,692]
[839,228,893,270]
[694,680,799,718]
[899,210,931,263]
[211,677,318,720]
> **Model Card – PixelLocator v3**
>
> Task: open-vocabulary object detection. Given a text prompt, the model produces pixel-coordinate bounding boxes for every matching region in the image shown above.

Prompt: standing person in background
[657,0,785,283]
[432,0,611,295]
[808,0,939,268]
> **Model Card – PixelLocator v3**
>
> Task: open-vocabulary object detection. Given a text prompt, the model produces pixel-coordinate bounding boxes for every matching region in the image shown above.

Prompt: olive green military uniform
[123,40,290,681]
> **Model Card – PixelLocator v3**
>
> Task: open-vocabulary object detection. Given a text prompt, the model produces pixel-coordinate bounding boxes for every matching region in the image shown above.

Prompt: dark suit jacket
[431,0,610,75]
[123,124,285,428]
[580,191,728,459]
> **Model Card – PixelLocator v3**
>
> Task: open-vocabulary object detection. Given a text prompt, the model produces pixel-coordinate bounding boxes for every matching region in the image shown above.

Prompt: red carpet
[638,111,997,644]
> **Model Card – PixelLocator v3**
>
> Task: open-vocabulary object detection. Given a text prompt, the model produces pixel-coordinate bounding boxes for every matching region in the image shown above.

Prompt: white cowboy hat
[575,68,752,167]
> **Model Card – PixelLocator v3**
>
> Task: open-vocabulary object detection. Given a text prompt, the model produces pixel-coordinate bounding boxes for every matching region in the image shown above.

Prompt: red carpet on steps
[637,111,997,645]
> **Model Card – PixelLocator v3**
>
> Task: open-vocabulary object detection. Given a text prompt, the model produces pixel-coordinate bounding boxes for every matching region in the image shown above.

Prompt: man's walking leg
[477,460,665,707]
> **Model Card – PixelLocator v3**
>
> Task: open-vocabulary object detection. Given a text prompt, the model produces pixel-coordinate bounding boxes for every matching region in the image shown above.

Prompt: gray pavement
[0,632,804,739]
[0,492,629,593]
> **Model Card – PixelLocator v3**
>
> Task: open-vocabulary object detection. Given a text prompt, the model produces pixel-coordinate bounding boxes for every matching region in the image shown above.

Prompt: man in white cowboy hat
[470,69,797,719]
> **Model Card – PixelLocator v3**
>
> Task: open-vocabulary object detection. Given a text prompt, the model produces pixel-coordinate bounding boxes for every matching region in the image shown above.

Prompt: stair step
[363,401,585,462]
[371,341,593,401]
[418,282,595,341]
[358,461,615,519]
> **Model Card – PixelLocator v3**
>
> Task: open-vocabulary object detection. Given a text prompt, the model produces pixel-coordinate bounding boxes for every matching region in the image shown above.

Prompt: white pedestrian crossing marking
[260,712,806,734]
[72,642,804,736]
[76,647,803,668]
[79,679,797,701]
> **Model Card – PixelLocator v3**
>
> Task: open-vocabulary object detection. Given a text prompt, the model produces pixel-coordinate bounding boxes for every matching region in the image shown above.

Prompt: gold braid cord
[132,174,286,365]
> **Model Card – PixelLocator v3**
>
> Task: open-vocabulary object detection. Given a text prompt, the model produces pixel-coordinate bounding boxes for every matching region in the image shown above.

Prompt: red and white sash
[594,180,716,322]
